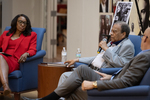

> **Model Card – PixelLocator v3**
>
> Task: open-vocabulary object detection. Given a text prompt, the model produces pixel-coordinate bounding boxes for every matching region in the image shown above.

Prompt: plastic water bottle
[61,47,67,62]
[76,48,81,58]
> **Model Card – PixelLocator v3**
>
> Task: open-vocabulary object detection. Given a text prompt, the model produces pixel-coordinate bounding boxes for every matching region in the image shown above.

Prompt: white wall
[2,0,12,32]
[67,0,99,59]
[2,0,43,32]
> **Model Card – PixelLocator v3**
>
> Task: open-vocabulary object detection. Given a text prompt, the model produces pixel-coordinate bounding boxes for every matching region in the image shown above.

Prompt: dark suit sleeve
[97,53,150,91]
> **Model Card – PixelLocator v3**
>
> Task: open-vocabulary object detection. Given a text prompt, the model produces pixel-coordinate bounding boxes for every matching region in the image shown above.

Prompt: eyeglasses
[17,20,27,26]
[140,34,148,39]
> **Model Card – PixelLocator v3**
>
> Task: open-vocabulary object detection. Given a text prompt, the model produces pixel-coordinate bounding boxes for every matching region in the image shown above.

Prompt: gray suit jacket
[97,50,150,91]
[79,38,135,68]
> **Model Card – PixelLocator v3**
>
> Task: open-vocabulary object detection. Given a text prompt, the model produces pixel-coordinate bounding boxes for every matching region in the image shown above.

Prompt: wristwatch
[93,81,97,88]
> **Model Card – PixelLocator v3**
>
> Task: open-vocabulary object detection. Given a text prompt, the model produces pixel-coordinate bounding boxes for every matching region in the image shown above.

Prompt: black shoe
[22,96,41,100]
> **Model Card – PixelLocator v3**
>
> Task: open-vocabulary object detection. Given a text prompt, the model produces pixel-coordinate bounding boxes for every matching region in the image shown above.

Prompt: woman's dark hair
[6,14,32,36]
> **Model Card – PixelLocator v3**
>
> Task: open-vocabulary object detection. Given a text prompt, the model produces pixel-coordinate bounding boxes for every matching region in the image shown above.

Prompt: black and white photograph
[99,13,113,42]
[129,0,150,35]
[137,0,149,35]
[113,1,132,24]
[109,1,133,35]
[112,0,122,13]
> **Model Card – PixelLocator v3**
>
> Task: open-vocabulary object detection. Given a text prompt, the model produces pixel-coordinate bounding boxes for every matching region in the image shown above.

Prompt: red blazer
[0,30,37,60]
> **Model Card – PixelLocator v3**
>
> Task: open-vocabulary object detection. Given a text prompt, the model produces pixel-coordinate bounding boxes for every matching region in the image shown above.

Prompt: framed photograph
[129,0,149,35]
[99,0,109,12]
[139,0,150,35]
[109,1,133,35]
[113,1,132,24]
[112,0,122,13]
[99,13,113,42]
[135,0,148,35]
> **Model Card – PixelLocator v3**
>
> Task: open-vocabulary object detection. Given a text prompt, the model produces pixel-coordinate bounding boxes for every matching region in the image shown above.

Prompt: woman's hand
[64,58,79,67]
[18,52,29,63]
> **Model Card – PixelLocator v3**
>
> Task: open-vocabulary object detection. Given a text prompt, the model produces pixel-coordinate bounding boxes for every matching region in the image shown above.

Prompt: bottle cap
[77,48,80,51]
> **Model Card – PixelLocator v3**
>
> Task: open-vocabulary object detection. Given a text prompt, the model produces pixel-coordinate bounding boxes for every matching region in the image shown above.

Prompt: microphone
[97,35,110,54]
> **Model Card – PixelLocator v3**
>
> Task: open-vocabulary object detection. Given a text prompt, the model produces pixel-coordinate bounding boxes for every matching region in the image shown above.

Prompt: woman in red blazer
[0,14,37,97]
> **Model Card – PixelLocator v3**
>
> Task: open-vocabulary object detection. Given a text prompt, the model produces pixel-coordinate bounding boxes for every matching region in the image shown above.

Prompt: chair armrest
[19,50,46,90]
[87,85,150,96]
[20,50,46,72]
[74,62,88,68]
[99,68,122,75]
[26,50,46,62]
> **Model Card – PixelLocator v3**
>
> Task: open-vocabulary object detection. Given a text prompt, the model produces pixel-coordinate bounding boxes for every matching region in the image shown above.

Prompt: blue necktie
[110,68,122,80]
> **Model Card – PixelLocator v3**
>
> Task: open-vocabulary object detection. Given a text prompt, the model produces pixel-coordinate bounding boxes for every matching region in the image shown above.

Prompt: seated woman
[0,14,37,97]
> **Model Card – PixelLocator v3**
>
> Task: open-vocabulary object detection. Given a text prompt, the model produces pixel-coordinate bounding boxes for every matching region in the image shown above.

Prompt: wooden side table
[38,62,73,98]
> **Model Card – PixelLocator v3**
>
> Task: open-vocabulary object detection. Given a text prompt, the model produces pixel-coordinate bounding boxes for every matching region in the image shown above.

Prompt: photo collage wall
[99,0,150,42]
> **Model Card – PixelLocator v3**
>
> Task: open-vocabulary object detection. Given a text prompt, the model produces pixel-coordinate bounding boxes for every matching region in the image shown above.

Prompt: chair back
[128,35,142,56]
[140,68,150,85]
[4,26,46,51]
